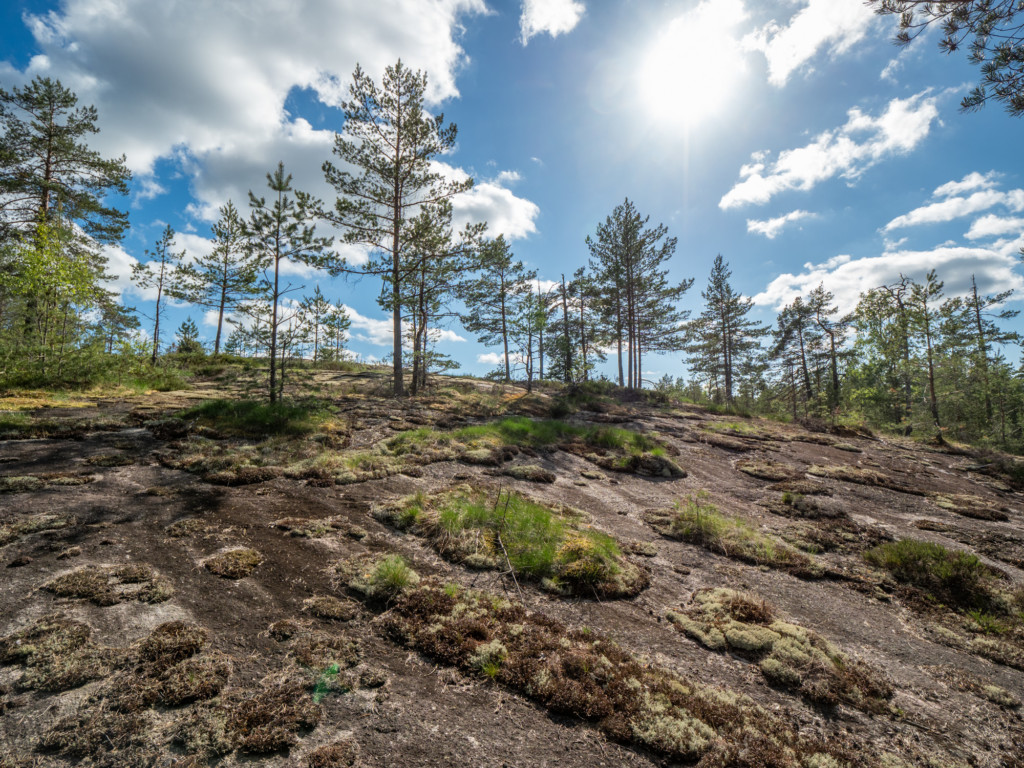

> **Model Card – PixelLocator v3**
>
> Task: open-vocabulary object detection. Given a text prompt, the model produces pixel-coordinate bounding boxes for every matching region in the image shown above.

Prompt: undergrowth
[648,491,819,577]
[372,487,648,598]
[371,577,869,766]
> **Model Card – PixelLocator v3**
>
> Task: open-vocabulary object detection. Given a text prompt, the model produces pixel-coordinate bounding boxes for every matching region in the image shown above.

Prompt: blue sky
[4,0,1024,381]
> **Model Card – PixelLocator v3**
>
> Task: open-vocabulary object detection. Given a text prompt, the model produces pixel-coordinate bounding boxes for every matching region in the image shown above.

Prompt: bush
[863,539,999,611]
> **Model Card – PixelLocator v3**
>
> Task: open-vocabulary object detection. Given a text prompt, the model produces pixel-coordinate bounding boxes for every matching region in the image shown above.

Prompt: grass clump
[303,595,359,622]
[374,487,648,598]
[649,491,818,577]
[174,674,321,757]
[0,513,77,546]
[228,675,322,753]
[375,582,864,766]
[177,398,334,438]
[307,739,359,767]
[863,539,1002,612]
[43,564,174,605]
[204,548,263,579]
[666,589,893,712]
[335,553,420,603]
[0,614,120,692]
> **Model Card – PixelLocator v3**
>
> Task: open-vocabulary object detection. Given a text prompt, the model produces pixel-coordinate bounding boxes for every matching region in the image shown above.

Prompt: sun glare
[639,1,747,128]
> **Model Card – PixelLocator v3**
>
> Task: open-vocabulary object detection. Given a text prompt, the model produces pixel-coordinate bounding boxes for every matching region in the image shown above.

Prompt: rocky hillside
[0,372,1021,768]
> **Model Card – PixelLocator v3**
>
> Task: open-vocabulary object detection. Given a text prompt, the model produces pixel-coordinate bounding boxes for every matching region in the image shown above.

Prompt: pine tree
[397,201,481,393]
[173,201,259,354]
[299,285,333,364]
[325,301,352,363]
[908,271,946,432]
[772,296,818,408]
[685,255,767,405]
[246,163,333,402]
[459,235,535,383]
[587,198,690,389]
[323,60,472,396]
[807,284,848,411]
[131,226,185,363]
[0,76,130,245]
[174,316,202,354]
[966,273,1019,421]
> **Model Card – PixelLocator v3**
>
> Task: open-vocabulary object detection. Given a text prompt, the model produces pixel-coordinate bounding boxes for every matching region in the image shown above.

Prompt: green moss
[372,582,866,765]
[668,589,892,712]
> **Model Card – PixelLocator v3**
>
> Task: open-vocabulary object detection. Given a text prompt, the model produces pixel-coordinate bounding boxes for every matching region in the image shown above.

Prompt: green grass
[179,399,333,438]
[376,488,646,597]
[654,492,816,575]
[388,416,659,455]
[863,539,1000,611]
[367,555,420,599]
[0,411,31,434]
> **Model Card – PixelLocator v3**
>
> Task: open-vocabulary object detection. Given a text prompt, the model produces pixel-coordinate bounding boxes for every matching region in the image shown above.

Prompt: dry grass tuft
[0,614,120,692]
[303,595,359,622]
[204,548,262,579]
[307,738,359,767]
[43,564,174,605]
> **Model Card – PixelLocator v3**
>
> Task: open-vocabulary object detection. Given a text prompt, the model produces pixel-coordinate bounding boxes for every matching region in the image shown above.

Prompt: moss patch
[303,595,359,622]
[666,589,892,712]
[929,493,1009,522]
[0,513,77,546]
[373,580,863,766]
[808,464,923,495]
[502,464,557,483]
[736,460,803,482]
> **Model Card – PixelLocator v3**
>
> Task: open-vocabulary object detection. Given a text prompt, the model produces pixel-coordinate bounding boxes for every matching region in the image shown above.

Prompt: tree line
[2,66,1023,450]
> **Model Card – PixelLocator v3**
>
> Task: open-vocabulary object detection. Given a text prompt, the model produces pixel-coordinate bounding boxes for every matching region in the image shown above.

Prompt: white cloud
[342,303,394,346]
[966,214,1024,240]
[520,0,585,45]
[5,0,495,247]
[753,247,1024,314]
[884,190,1016,231]
[935,171,999,198]
[434,329,467,343]
[14,0,488,175]
[884,173,1024,231]
[743,0,877,87]
[477,352,504,365]
[132,176,166,205]
[451,179,540,240]
[720,91,940,209]
[101,244,143,300]
[746,209,813,239]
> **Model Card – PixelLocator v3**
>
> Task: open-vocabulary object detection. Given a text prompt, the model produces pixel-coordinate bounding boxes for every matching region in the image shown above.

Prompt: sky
[3,0,1024,383]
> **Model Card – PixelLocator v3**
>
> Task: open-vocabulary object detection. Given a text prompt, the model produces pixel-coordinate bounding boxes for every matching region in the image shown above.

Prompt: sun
[638,1,748,128]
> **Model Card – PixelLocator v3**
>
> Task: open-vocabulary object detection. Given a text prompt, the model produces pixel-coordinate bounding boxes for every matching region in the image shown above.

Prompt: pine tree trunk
[560,275,571,383]
[269,252,280,404]
[390,94,405,397]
